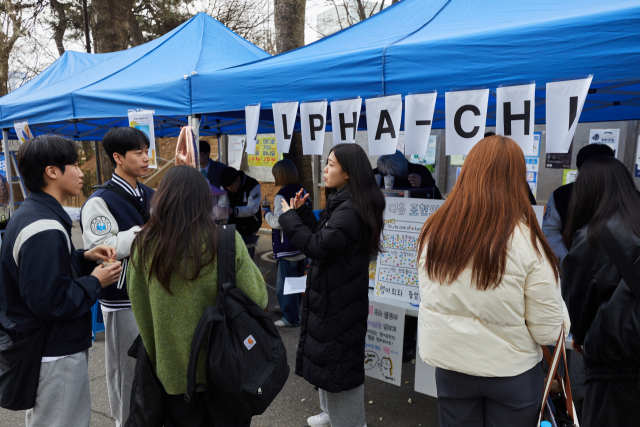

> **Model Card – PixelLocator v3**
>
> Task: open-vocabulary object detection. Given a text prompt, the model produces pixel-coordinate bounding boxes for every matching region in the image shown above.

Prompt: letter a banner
[330,97,361,146]
[245,104,261,155]
[273,101,299,154]
[445,89,489,155]
[404,92,437,155]
[300,101,327,155]
[496,83,536,156]
[546,76,592,154]
[365,94,402,155]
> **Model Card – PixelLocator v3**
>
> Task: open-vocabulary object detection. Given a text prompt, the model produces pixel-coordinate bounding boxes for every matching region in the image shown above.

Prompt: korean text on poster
[589,129,620,158]
[364,299,405,386]
[228,135,245,169]
[128,110,158,169]
[247,135,278,167]
[374,198,445,304]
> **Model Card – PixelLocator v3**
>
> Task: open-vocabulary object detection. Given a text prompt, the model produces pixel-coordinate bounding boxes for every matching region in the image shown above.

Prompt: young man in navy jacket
[0,136,121,427]
[80,128,154,427]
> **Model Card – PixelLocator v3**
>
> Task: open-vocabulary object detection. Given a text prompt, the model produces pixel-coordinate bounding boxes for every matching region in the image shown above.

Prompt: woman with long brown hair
[417,136,569,426]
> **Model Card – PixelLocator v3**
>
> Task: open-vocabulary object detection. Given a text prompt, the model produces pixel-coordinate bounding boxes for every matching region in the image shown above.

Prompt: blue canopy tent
[190,0,640,132]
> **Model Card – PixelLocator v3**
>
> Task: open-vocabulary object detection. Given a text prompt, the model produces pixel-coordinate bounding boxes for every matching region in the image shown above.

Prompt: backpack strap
[92,183,150,223]
[217,224,237,288]
[602,226,640,301]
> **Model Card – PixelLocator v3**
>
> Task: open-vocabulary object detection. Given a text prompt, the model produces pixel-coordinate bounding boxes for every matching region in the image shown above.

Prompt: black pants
[436,364,544,427]
[582,378,640,427]
[164,391,251,427]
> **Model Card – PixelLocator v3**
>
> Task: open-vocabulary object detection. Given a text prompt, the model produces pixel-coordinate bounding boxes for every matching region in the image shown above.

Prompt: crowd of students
[0,130,637,427]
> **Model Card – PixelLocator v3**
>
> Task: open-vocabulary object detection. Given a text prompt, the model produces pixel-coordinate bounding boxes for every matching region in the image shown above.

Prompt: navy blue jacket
[0,192,100,357]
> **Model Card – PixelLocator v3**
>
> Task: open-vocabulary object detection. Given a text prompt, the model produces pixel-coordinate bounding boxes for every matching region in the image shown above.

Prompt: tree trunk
[128,11,144,47]
[274,0,313,195]
[50,0,67,56]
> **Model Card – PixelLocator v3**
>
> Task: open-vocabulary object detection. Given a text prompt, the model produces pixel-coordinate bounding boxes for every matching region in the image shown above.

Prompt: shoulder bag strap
[602,226,640,301]
[216,224,236,288]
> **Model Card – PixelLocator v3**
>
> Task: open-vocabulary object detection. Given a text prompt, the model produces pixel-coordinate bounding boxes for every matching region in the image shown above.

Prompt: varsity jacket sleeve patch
[15,221,101,322]
[234,185,261,218]
[81,197,141,260]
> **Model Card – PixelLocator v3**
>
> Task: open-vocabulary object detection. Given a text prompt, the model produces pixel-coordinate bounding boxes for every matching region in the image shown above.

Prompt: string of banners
[244,76,592,157]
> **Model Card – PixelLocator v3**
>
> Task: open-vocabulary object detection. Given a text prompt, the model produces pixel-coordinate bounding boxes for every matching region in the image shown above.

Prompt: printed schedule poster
[374,198,445,304]
[364,299,405,386]
[128,110,158,169]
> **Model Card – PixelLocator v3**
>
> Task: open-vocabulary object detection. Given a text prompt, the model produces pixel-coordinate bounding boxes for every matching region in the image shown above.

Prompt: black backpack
[185,224,289,418]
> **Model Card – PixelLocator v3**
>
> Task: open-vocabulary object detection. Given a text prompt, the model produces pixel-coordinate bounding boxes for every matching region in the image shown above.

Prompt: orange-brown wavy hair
[417,135,559,290]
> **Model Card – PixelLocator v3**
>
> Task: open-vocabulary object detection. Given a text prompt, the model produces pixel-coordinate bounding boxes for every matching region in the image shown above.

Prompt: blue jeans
[276,258,306,326]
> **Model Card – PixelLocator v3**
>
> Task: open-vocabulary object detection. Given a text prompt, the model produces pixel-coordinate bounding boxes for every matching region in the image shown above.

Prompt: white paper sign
[128,110,157,169]
[414,352,438,397]
[404,92,437,155]
[445,89,490,155]
[330,97,361,145]
[365,299,405,386]
[496,83,536,155]
[546,76,593,153]
[365,95,403,155]
[283,276,307,295]
[245,104,261,155]
[375,198,445,304]
[13,121,32,144]
[300,101,327,155]
[273,102,298,154]
[589,129,620,158]
[228,135,245,169]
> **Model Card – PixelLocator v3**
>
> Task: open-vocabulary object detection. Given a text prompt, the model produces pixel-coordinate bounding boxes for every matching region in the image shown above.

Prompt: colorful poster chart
[563,169,578,185]
[13,121,32,144]
[128,110,157,169]
[524,132,542,196]
[590,129,620,158]
[532,132,541,157]
[375,198,445,304]
[546,141,572,169]
[228,135,245,169]
[364,299,405,386]
[247,135,278,167]
[408,135,437,165]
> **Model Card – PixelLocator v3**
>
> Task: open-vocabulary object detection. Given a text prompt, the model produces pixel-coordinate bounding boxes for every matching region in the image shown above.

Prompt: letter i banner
[300,101,327,155]
[273,101,299,154]
[496,83,536,156]
[365,94,403,156]
[546,76,593,154]
[245,104,261,155]
[330,97,362,146]
[404,92,437,155]
[445,89,490,155]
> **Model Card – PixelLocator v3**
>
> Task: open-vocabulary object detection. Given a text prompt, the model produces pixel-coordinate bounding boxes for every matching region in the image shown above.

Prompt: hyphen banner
[300,101,327,155]
[273,101,299,154]
[445,89,489,155]
[496,83,536,156]
[330,97,362,146]
[404,92,437,155]
[365,94,403,155]
[245,104,261,155]
[546,76,593,154]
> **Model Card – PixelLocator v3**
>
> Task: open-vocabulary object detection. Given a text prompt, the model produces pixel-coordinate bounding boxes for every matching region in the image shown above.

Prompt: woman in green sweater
[127,165,267,426]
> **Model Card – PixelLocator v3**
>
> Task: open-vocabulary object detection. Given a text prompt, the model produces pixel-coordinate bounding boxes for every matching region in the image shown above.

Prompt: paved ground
[0,226,440,427]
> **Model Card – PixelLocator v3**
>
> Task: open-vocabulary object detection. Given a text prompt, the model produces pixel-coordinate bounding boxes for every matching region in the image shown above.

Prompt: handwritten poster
[364,299,405,386]
[374,198,445,304]
[128,110,157,169]
[247,135,278,167]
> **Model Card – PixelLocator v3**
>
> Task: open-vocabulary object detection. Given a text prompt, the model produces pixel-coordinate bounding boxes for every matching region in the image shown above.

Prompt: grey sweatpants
[25,350,91,427]
[104,309,139,427]
[319,384,366,427]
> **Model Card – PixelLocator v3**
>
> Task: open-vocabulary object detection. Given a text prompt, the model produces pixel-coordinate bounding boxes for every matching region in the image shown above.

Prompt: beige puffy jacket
[417,223,570,377]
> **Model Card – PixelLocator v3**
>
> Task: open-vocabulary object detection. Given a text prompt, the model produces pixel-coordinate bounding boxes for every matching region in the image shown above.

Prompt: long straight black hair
[132,165,218,293]
[563,155,640,250]
[326,143,385,255]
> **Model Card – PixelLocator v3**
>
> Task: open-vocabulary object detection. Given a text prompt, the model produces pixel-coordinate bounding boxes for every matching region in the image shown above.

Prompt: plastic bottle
[541,421,552,427]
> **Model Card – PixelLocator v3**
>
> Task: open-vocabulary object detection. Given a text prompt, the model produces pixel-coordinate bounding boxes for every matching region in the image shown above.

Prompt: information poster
[590,129,620,158]
[563,169,578,185]
[128,110,157,169]
[228,135,245,169]
[13,121,32,144]
[450,154,466,166]
[364,299,405,386]
[546,142,572,169]
[374,198,445,304]
[408,135,437,166]
[247,135,278,167]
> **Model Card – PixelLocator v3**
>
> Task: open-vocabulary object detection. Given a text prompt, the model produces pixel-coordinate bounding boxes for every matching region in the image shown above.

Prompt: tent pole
[2,129,14,213]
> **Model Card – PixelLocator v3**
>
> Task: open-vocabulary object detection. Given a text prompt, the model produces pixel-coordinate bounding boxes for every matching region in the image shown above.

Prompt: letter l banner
[445,89,490,155]
[273,101,299,154]
[546,76,593,154]
[245,104,260,155]
[366,94,403,156]
[300,101,327,155]
[496,83,536,156]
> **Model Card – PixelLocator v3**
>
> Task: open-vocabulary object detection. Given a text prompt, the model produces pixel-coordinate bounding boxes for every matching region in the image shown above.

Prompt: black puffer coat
[279,187,370,393]
[562,218,640,382]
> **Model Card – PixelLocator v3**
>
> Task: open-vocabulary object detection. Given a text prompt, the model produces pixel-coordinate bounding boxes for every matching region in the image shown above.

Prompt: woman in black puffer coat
[562,156,640,426]
[279,143,385,427]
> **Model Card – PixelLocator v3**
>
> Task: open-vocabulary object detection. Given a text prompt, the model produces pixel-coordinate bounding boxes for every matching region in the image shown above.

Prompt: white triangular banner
[445,89,489,155]
[300,101,327,155]
[273,101,299,154]
[404,92,437,155]
[330,97,361,145]
[245,104,260,155]
[496,83,536,156]
[546,76,593,153]
[365,95,403,156]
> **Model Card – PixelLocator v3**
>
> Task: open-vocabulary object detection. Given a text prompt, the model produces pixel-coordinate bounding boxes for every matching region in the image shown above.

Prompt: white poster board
[589,129,620,158]
[228,135,245,169]
[283,276,306,295]
[128,110,158,169]
[374,198,445,304]
[364,299,405,386]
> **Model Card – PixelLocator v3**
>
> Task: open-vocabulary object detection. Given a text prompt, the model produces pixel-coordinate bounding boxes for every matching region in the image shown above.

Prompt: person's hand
[281,198,293,214]
[91,262,122,288]
[84,245,117,262]
[408,174,422,188]
[292,188,310,209]
[571,339,583,354]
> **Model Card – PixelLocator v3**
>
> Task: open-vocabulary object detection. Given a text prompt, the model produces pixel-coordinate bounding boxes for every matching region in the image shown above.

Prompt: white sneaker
[274,319,287,327]
[307,411,331,427]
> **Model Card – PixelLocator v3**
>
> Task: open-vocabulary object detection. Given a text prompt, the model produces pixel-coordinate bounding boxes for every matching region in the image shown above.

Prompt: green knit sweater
[127,231,268,395]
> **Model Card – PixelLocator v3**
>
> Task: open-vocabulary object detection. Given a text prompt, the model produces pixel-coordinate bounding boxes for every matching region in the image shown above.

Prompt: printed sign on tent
[245,104,261,155]
[273,102,298,154]
[13,121,32,144]
[589,129,620,158]
[365,94,402,156]
[128,110,157,169]
[546,76,593,154]
[300,101,327,155]
[445,89,490,155]
[330,97,362,146]
[496,83,536,156]
[404,92,437,156]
